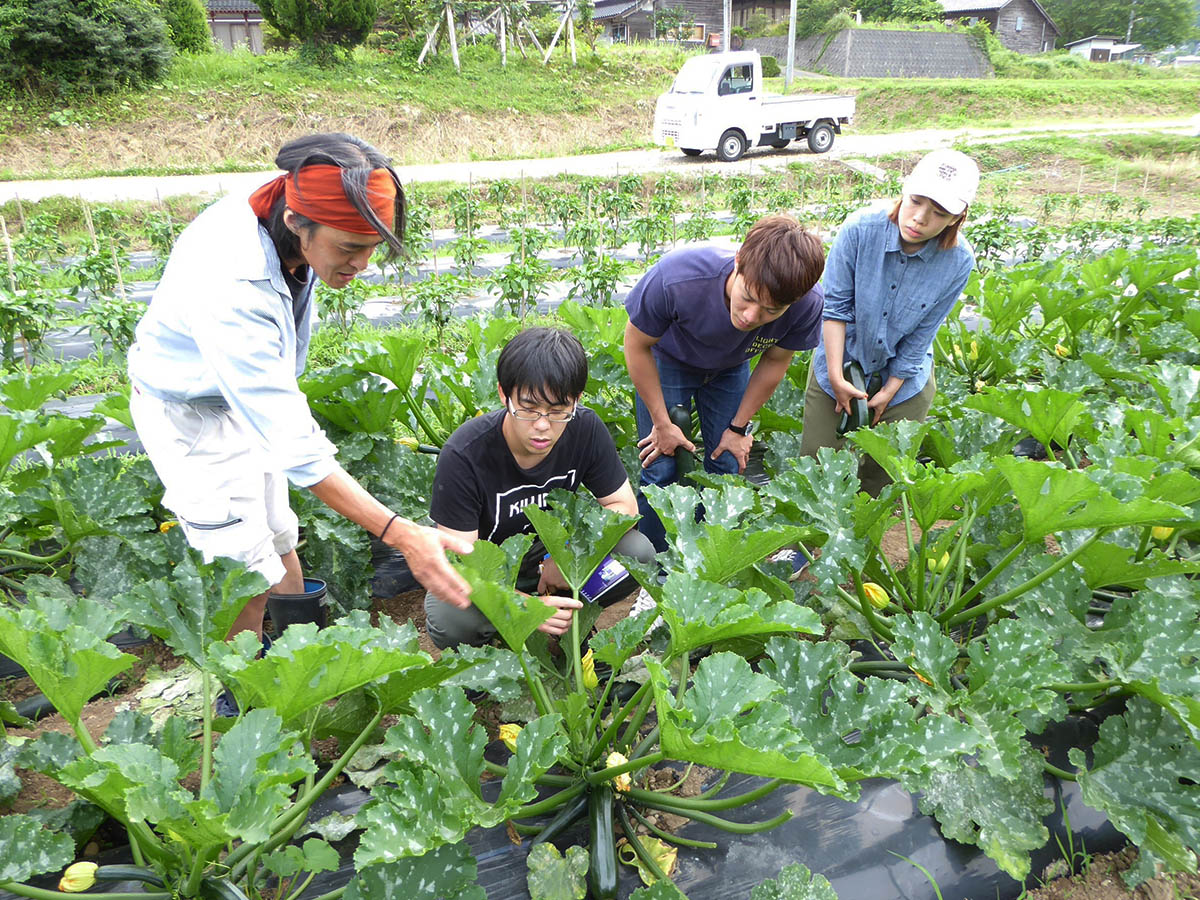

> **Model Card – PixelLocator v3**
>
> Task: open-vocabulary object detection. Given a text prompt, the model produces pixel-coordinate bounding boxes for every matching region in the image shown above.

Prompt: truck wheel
[682,148,702,156]
[770,138,791,149]
[807,123,834,153]
[717,129,747,162]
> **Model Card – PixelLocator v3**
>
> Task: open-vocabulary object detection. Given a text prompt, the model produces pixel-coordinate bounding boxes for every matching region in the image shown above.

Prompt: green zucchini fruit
[93,866,166,888]
[200,876,252,900]
[836,361,871,436]
[668,404,696,478]
[531,791,589,846]
[588,785,619,899]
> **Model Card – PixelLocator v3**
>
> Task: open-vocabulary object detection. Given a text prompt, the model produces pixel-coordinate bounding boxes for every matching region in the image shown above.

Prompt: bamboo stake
[417,16,442,65]
[0,215,31,369]
[499,7,507,66]
[14,196,25,231]
[567,11,577,65]
[542,0,573,63]
[446,2,461,73]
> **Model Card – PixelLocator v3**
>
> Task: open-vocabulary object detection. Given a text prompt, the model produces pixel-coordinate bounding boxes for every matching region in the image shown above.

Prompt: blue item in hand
[580,554,631,604]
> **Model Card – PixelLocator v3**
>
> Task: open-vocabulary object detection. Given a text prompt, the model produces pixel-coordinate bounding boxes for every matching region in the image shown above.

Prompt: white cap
[902,149,980,216]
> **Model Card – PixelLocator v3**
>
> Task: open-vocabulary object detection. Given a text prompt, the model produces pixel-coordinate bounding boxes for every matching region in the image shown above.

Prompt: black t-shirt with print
[430,408,629,576]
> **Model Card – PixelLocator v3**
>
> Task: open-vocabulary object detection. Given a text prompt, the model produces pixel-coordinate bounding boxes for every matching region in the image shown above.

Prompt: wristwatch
[727,421,753,436]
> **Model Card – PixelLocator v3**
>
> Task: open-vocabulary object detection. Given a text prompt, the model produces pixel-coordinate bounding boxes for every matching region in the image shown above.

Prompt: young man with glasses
[424,327,655,650]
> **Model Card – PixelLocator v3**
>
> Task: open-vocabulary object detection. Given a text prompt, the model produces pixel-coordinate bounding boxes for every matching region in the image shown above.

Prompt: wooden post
[446,2,461,73]
[567,10,577,65]
[523,22,545,55]
[785,0,797,87]
[0,215,30,369]
[499,7,507,66]
[542,0,574,64]
[417,15,442,64]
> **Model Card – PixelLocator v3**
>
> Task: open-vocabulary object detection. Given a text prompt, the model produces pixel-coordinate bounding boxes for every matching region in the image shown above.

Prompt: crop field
[0,163,1198,900]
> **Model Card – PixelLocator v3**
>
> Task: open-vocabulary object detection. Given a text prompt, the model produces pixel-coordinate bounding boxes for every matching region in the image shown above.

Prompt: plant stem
[569,591,585,696]
[629,725,660,761]
[633,795,793,834]
[200,671,214,793]
[1043,761,1077,781]
[626,778,782,813]
[585,751,663,786]
[305,888,346,900]
[1048,681,1114,693]
[0,886,171,900]
[936,540,1026,624]
[0,546,69,564]
[946,533,1102,627]
[590,679,649,762]
[616,802,671,882]
[513,782,585,818]
[626,802,717,849]
[1133,525,1152,563]
[900,496,920,606]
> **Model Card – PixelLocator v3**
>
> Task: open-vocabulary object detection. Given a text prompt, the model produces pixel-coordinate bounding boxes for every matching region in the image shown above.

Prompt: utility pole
[785,0,797,87]
[723,0,731,50]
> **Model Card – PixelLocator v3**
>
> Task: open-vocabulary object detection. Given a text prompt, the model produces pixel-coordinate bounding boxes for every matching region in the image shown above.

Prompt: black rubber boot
[267,578,329,636]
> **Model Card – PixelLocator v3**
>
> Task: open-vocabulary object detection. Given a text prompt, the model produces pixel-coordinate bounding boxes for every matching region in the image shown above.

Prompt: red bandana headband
[248,164,396,235]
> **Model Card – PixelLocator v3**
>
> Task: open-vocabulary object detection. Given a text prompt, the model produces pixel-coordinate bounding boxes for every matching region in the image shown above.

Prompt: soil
[1023,847,1200,900]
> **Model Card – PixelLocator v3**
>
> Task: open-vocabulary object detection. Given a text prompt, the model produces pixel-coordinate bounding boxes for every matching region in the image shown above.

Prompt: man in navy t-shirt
[624,215,825,550]
[427,327,655,650]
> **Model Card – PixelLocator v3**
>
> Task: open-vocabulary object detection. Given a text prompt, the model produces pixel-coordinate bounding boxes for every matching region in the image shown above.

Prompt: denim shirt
[128,189,339,487]
[812,203,974,405]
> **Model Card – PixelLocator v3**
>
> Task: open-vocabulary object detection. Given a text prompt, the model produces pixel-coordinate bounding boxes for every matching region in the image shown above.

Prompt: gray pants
[798,364,936,498]
[425,529,657,650]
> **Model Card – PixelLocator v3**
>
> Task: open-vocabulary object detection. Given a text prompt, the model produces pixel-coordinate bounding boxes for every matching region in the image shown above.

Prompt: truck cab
[653,51,855,162]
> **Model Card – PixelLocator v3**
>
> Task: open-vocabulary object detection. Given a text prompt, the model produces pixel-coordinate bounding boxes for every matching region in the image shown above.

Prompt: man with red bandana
[128,134,472,697]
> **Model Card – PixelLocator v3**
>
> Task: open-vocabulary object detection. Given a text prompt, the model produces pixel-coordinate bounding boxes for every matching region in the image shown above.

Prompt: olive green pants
[798,364,936,498]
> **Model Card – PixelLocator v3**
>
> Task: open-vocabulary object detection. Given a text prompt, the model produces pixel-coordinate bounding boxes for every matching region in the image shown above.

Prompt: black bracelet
[379,514,401,542]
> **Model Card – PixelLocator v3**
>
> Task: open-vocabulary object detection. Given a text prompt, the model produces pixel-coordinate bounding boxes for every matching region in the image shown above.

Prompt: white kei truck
[653,51,856,162]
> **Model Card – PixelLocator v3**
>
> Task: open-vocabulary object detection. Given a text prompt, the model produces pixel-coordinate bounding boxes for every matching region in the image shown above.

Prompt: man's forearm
[823,320,848,379]
[308,466,395,537]
[625,344,670,427]
[731,354,791,425]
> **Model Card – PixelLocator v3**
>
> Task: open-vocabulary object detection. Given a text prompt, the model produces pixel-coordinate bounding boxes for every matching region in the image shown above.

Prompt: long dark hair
[265,133,406,263]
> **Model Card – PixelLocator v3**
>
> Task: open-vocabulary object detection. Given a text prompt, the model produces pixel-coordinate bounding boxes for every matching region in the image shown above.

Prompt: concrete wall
[747,29,993,78]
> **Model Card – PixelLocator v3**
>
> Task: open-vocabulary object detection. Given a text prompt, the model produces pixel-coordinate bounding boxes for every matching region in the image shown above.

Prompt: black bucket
[267,577,328,635]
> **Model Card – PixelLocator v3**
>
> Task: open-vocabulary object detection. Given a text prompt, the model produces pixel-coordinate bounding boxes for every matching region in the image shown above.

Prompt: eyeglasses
[506,399,578,423]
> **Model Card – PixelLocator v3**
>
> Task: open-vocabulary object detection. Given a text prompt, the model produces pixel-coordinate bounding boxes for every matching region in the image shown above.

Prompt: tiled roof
[593,0,642,19]
[207,0,262,13]
[940,0,1007,10]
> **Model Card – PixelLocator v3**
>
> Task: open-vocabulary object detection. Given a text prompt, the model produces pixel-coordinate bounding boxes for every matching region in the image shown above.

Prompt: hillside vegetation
[0,43,1197,179]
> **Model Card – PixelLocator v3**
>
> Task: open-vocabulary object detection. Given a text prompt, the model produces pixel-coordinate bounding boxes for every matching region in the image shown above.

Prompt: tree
[257,0,379,61]
[158,0,212,52]
[1043,0,1198,50]
[0,0,173,96]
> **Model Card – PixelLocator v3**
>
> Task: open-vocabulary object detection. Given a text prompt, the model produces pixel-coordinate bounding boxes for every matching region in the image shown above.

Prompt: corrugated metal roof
[593,0,642,19]
[207,0,262,13]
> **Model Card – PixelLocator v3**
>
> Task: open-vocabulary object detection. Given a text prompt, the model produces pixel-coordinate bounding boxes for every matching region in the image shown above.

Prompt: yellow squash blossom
[605,751,632,792]
[159,520,178,533]
[927,552,950,574]
[1151,526,1175,542]
[499,723,522,753]
[59,862,98,893]
[862,582,890,610]
[581,649,598,690]
[1054,343,1070,358]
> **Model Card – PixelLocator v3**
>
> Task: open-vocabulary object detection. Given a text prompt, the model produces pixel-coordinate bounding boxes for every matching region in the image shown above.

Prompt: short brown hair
[736,215,825,306]
[888,198,967,252]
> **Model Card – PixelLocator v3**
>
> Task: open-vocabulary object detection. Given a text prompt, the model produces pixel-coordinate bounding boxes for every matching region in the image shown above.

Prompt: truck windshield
[671,58,717,94]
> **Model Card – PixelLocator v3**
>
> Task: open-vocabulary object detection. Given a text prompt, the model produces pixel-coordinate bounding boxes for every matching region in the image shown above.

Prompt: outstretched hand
[390,522,473,610]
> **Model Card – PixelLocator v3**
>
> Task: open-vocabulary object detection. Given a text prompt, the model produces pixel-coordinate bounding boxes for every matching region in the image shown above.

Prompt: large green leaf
[527,842,589,900]
[1073,541,1200,589]
[344,842,484,900]
[749,862,839,900]
[655,574,820,659]
[0,814,76,883]
[908,747,1052,881]
[1072,698,1200,875]
[965,387,1089,452]
[211,612,433,723]
[356,688,563,866]
[455,540,554,650]
[1088,582,1200,745]
[995,457,1187,540]
[646,656,843,791]
[203,709,315,843]
[352,332,427,396]
[848,419,934,487]
[760,637,977,778]
[0,579,136,724]
[524,489,637,595]
[114,553,268,667]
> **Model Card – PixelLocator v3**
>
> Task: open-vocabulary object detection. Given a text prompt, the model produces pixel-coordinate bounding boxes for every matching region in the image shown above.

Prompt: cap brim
[902,176,967,216]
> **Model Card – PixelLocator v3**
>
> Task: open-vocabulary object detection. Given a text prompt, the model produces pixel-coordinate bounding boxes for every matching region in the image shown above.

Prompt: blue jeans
[634,356,750,552]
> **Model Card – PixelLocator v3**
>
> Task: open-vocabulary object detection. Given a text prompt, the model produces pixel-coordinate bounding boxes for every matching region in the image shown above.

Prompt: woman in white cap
[798,148,979,496]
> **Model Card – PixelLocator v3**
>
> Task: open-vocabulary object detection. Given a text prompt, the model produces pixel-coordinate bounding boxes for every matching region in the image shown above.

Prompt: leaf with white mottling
[527,842,589,900]
[0,814,75,882]
[345,842,484,900]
